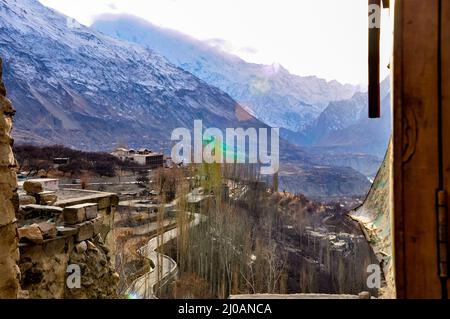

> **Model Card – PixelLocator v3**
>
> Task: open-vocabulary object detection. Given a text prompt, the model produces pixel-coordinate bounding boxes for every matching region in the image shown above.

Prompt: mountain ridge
[92,14,361,133]
[0,0,371,197]
[92,13,391,165]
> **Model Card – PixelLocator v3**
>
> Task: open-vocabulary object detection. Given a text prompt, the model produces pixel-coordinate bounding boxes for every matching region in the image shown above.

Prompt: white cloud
[39,0,392,85]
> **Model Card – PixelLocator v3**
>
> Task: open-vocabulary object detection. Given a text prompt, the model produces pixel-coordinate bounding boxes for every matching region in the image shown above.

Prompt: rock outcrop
[0,57,20,299]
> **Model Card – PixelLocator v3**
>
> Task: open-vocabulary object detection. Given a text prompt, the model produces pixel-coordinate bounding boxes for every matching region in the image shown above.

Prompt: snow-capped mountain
[313,92,392,158]
[302,78,391,158]
[92,14,391,164]
[92,15,361,133]
[0,0,371,197]
[305,92,370,145]
[0,0,266,150]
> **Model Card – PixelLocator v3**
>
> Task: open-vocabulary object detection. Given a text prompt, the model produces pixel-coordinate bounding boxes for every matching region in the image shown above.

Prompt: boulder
[37,222,57,239]
[101,245,110,254]
[75,221,94,242]
[85,204,98,220]
[63,203,98,224]
[23,181,43,194]
[86,240,98,252]
[63,204,87,225]
[18,290,30,299]
[37,191,58,205]
[93,233,104,244]
[19,195,36,206]
[92,216,104,236]
[358,291,371,299]
[97,197,110,210]
[75,241,87,254]
[18,224,44,244]
[112,272,120,284]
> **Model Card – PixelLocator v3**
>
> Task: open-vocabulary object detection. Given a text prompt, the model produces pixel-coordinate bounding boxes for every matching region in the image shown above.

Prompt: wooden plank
[393,0,442,298]
[442,0,450,297]
[392,0,405,297]
[369,0,381,118]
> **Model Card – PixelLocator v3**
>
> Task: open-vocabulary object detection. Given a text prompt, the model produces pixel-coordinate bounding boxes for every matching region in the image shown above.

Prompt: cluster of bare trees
[156,163,289,298]
[14,144,142,177]
[117,158,375,298]
[153,167,185,202]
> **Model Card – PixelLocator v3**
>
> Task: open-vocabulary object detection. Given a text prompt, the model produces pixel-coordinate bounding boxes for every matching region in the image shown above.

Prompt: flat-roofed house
[111,148,164,169]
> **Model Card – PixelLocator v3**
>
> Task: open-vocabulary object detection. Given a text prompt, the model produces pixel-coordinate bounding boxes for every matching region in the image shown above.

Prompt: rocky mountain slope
[308,93,391,158]
[302,78,391,157]
[92,14,391,169]
[92,15,360,133]
[0,0,370,197]
[0,0,268,150]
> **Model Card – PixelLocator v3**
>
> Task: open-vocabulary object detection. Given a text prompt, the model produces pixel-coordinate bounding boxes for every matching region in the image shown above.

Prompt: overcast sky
[39,0,392,85]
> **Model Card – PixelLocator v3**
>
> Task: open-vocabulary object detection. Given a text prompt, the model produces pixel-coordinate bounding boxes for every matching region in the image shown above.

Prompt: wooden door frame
[393,0,447,298]
[441,0,450,297]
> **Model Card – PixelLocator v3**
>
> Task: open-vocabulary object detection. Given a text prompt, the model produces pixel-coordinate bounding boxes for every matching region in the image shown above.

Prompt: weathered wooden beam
[369,0,381,118]
[441,0,450,297]
[393,0,442,298]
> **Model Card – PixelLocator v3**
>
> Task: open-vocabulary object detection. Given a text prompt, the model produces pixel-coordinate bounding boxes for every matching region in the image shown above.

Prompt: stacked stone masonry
[16,182,120,298]
[0,57,20,299]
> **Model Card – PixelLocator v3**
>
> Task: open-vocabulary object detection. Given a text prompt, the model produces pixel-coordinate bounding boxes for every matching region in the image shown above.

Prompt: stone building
[111,147,164,169]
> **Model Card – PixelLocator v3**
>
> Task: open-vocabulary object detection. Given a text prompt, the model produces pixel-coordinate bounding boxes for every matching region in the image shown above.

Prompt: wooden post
[369,0,381,118]
[441,0,450,296]
[393,0,443,298]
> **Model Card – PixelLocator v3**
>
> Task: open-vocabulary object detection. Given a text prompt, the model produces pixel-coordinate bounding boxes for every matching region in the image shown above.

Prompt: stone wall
[0,57,119,299]
[17,189,120,298]
[0,57,20,299]
[19,231,118,298]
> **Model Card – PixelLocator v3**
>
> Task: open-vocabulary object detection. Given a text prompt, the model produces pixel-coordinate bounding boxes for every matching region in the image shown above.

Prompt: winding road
[126,212,205,299]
